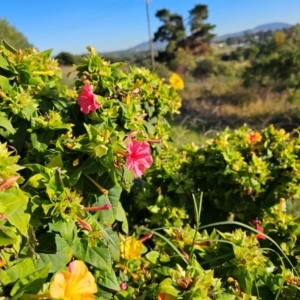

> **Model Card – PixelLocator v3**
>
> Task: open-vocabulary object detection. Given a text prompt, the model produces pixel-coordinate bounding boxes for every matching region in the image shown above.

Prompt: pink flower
[77,83,100,114]
[126,140,153,177]
[252,220,266,240]
[120,282,127,290]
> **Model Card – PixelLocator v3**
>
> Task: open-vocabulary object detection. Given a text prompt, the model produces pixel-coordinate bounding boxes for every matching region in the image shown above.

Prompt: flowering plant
[1,40,300,299]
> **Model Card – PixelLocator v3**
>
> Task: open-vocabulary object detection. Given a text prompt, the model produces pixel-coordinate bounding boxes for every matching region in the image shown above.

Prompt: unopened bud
[77,217,92,231]
[83,203,112,211]
[103,129,110,142]
[0,176,19,191]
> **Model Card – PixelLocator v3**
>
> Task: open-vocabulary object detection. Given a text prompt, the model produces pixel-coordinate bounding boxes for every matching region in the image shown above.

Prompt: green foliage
[55,51,83,66]
[1,40,300,300]
[242,25,300,92]
[154,4,215,66]
[0,41,183,299]
[0,19,33,49]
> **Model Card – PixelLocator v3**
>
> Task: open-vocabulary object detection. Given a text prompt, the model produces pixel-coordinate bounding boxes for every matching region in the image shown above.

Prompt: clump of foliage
[0,18,33,49]
[242,25,300,93]
[153,4,215,66]
[1,40,300,300]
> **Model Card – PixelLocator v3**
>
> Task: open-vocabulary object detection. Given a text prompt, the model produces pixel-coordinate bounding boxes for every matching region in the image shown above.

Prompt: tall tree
[185,4,215,54]
[0,18,33,49]
[153,9,185,63]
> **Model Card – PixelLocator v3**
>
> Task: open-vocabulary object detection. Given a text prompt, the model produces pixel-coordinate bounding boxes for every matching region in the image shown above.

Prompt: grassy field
[60,65,76,87]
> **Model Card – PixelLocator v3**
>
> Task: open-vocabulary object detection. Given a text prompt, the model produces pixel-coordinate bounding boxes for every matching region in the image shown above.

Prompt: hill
[214,22,292,41]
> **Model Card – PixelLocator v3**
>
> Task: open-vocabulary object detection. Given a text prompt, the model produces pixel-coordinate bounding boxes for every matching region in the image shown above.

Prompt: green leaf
[46,154,63,168]
[0,75,11,92]
[238,270,253,294]
[116,202,128,234]
[73,239,112,272]
[3,39,17,54]
[25,164,52,179]
[82,156,106,175]
[27,173,48,189]
[0,54,9,70]
[0,226,19,247]
[49,219,75,242]
[158,278,179,297]
[96,185,122,224]
[45,170,65,199]
[19,104,37,120]
[67,168,82,187]
[0,113,16,135]
[1,189,30,236]
[145,251,160,265]
[103,228,120,261]
[37,234,73,273]
[10,264,51,297]
[0,258,36,285]
[8,119,28,152]
[98,270,121,292]
[94,144,108,158]
[30,130,54,152]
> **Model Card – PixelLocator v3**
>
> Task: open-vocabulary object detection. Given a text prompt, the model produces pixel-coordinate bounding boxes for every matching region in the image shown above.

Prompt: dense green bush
[1,41,300,300]
[242,27,300,92]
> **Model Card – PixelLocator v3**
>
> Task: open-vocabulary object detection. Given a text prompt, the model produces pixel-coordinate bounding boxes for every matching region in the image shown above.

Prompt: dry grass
[179,75,300,132]
[60,65,76,87]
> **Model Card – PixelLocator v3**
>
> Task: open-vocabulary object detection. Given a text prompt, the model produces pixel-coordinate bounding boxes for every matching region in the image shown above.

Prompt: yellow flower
[169,73,184,90]
[50,260,97,300]
[120,235,143,260]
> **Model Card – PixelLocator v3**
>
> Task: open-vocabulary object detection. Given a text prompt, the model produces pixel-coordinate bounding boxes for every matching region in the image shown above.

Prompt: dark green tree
[0,18,33,49]
[153,9,185,63]
[153,4,216,65]
[188,4,215,45]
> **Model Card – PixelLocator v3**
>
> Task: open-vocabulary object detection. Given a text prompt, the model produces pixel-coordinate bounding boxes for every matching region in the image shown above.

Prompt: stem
[84,174,108,196]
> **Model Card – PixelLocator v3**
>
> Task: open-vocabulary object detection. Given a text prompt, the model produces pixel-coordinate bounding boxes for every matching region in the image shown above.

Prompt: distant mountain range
[125,40,168,53]
[213,22,292,41]
[102,22,293,55]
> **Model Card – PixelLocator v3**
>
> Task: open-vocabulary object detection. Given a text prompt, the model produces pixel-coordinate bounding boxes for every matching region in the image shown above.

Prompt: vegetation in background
[0,18,33,49]
[153,4,215,67]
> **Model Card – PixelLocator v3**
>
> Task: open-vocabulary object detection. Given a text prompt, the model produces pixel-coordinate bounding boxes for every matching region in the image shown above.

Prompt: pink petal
[126,140,153,177]
[77,83,100,114]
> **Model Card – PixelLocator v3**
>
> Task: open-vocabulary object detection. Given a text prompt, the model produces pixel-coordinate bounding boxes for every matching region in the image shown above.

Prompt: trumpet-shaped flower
[120,235,143,260]
[50,260,97,300]
[252,220,266,241]
[169,73,184,90]
[126,140,153,178]
[77,83,100,114]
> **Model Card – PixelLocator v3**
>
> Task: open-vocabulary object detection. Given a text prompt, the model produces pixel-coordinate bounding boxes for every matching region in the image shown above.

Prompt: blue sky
[1,0,300,55]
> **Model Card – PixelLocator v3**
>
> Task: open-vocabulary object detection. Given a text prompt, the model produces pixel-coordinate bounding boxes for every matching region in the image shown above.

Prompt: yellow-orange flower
[169,73,184,90]
[0,259,5,268]
[158,293,176,300]
[248,132,262,144]
[49,260,97,300]
[120,235,143,260]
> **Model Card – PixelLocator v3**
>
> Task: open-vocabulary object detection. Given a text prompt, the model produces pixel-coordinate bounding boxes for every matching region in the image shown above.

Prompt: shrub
[1,41,300,299]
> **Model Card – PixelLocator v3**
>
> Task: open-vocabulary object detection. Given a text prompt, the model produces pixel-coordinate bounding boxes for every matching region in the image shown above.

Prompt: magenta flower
[126,140,153,177]
[77,83,100,114]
